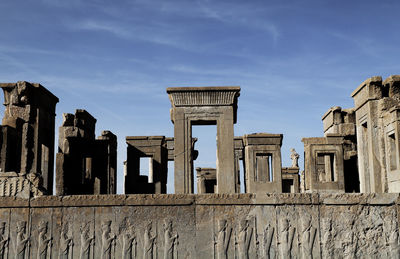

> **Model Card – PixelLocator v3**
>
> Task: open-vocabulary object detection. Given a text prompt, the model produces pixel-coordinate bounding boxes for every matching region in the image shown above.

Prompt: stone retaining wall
[0,193,399,258]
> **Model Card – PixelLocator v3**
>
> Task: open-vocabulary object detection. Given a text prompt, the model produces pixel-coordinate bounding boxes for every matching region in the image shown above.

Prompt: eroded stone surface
[0,194,399,258]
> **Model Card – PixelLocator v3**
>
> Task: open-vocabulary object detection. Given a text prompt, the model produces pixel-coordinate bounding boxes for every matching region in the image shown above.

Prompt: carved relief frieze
[214,219,232,259]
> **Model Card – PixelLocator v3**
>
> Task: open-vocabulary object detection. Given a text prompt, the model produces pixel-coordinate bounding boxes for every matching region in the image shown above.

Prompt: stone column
[351,76,384,193]
[216,108,235,193]
[173,109,193,193]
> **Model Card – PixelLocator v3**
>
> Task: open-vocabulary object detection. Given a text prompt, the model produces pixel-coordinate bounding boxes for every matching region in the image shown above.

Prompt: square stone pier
[167,86,240,194]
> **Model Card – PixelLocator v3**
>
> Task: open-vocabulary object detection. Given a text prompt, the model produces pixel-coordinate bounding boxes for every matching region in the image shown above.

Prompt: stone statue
[279,218,295,259]
[143,222,156,259]
[290,148,299,168]
[37,221,52,259]
[318,168,326,183]
[236,219,253,259]
[101,221,116,259]
[163,220,178,259]
[59,222,73,259]
[215,219,232,259]
[15,221,29,259]
[0,222,8,259]
[300,216,316,259]
[120,219,136,259]
[263,223,275,259]
[79,222,94,259]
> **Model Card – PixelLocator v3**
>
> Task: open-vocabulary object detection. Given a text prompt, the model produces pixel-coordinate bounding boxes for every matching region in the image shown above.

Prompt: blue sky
[1,0,399,193]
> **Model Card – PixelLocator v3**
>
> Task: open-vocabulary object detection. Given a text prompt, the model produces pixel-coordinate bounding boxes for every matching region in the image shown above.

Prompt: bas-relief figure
[59,222,73,259]
[143,222,156,259]
[320,218,335,259]
[278,218,295,259]
[119,218,137,259]
[163,220,178,259]
[299,215,316,259]
[263,223,275,259]
[340,213,357,259]
[15,221,29,259]
[215,219,232,259]
[0,222,8,259]
[101,221,116,259]
[37,221,52,259]
[235,219,253,259]
[383,211,400,259]
[290,148,299,168]
[79,222,94,259]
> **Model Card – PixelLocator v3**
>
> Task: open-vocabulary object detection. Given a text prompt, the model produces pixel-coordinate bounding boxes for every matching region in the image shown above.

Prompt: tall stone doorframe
[243,133,283,193]
[0,81,58,197]
[302,135,345,193]
[167,87,240,194]
[125,136,168,194]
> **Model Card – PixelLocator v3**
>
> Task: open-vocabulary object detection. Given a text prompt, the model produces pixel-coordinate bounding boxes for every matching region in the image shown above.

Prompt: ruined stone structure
[56,109,117,195]
[167,87,240,194]
[196,167,216,193]
[0,81,58,198]
[1,78,400,258]
[244,133,283,194]
[125,136,168,194]
[304,75,400,194]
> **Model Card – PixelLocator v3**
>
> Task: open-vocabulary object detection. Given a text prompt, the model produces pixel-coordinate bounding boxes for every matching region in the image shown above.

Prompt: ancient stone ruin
[0,78,399,258]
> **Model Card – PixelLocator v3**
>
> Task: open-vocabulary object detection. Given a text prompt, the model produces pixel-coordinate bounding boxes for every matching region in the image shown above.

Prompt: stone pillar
[243,133,283,193]
[96,130,117,194]
[0,81,58,197]
[234,137,244,193]
[382,75,400,192]
[351,76,384,193]
[167,87,240,194]
[216,107,235,193]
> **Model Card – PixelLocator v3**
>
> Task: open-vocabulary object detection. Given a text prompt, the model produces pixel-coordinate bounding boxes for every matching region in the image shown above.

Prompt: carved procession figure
[15,221,29,259]
[279,218,295,259]
[59,223,73,259]
[120,219,136,259]
[37,221,52,259]
[341,215,357,259]
[236,219,253,259]
[0,222,8,259]
[163,220,178,259]
[300,215,316,259]
[383,211,400,259]
[263,223,275,259]
[320,218,335,259]
[101,221,116,259]
[215,219,232,259]
[143,222,156,259]
[79,222,94,259]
